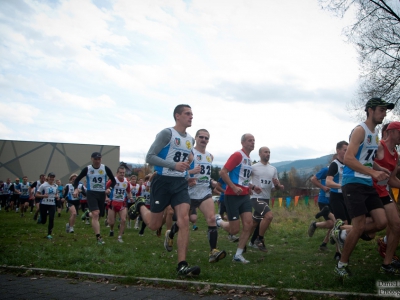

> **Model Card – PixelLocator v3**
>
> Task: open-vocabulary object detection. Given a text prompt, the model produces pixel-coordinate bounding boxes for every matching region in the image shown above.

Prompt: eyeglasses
[198,136,209,140]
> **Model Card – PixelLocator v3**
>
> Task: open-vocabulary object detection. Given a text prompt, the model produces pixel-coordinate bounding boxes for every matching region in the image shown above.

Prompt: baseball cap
[365,98,395,111]
[91,152,102,158]
[387,121,400,131]
[48,172,56,177]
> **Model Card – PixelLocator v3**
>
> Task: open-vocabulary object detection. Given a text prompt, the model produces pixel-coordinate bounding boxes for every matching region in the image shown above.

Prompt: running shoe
[97,238,105,245]
[209,249,227,263]
[228,234,239,242]
[192,225,198,231]
[81,209,89,221]
[254,238,268,252]
[248,241,258,249]
[65,223,70,233]
[333,219,344,231]
[232,254,250,264]
[215,214,222,228]
[85,219,90,225]
[392,259,400,269]
[331,229,344,253]
[177,264,201,277]
[308,221,316,237]
[156,226,162,237]
[315,206,330,219]
[127,221,131,229]
[69,227,74,233]
[380,264,400,275]
[128,197,146,220]
[164,230,173,252]
[109,231,114,237]
[334,264,351,278]
[117,236,124,243]
[377,237,387,258]
[334,252,341,261]
[46,235,53,239]
[319,244,328,251]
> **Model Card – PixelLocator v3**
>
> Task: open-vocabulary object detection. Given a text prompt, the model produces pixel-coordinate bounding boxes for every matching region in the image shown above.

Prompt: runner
[372,121,400,274]
[326,141,349,260]
[12,178,21,213]
[308,163,336,251]
[35,172,59,239]
[127,175,138,229]
[64,174,84,234]
[129,104,200,276]
[170,129,226,263]
[248,146,284,252]
[334,98,392,278]
[106,166,132,243]
[215,133,260,263]
[56,179,64,217]
[73,152,116,245]
[18,176,30,217]
[30,174,46,222]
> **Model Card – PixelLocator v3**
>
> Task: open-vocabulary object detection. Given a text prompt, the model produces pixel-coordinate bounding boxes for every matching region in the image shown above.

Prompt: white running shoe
[65,223,70,233]
[118,236,124,243]
[232,254,250,264]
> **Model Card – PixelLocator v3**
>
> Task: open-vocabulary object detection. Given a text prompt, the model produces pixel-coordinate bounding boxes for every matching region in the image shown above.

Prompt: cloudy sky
[1,0,396,166]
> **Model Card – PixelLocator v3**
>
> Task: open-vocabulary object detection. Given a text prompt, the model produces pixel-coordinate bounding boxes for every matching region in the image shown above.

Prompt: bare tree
[319,0,400,117]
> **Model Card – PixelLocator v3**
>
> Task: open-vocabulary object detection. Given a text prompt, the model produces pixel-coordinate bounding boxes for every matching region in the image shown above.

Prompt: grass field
[0,202,395,299]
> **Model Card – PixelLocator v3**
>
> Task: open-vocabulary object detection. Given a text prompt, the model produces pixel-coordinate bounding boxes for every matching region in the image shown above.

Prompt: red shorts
[111,201,125,212]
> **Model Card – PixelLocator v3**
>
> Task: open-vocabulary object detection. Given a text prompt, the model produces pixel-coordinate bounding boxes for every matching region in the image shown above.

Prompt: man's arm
[73,168,88,189]
[326,163,340,189]
[146,129,176,169]
[105,166,116,188]
[310,175,329,193]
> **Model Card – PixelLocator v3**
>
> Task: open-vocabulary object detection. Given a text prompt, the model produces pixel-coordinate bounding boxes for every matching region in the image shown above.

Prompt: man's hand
[322,186,330,193]
[73,189,79,198]
[189,165,201,175]
[253,186,262,194]
[372,170,390,182]
[233,186,242,195]
[175,161,190,172]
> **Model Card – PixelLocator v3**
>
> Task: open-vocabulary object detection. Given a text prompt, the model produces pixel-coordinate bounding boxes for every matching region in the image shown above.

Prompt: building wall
[0,140,120,184]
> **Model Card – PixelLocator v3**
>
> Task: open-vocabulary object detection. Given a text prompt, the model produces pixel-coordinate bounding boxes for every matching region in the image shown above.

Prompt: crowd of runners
[2,100,400,279]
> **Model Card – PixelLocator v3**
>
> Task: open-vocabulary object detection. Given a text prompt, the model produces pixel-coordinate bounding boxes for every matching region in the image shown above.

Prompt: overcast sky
[1,0,396,166]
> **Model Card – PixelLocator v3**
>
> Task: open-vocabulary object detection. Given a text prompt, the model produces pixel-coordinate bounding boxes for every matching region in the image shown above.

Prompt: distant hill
[271,154,333,176]
[124,154,334,177]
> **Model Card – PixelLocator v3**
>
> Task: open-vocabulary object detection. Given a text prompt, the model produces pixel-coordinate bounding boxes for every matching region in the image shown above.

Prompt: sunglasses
[197,136,209,140]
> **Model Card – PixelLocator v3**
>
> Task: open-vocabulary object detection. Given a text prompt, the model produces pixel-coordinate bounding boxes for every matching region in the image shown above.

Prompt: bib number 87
[173,151,189,162]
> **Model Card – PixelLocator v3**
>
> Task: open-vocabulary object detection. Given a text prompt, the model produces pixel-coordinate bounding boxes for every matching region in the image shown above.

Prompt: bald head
[259,147,271,164]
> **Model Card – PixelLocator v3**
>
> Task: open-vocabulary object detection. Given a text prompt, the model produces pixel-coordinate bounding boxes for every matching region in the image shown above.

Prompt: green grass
[0,203,394,298]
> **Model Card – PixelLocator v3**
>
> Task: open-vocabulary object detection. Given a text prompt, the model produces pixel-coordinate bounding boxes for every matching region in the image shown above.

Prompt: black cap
[48,172,56,177]
[365,98,395,111]
[91,152,102,159]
